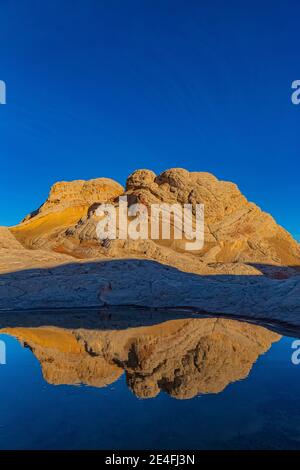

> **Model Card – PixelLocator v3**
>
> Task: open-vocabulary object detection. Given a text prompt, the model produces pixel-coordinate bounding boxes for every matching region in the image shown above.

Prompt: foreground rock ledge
[0,259,299,327]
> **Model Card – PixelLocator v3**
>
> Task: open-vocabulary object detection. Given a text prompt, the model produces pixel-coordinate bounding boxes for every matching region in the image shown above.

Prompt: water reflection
[0,309,281,399]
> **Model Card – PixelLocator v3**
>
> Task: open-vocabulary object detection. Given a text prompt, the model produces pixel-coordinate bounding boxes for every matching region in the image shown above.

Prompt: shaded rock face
[1,259,299,325]
[2,315,280,399]
[7,168,300,276]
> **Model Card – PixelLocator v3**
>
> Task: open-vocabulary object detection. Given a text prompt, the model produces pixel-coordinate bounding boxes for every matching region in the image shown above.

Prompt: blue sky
[0,0,299,239]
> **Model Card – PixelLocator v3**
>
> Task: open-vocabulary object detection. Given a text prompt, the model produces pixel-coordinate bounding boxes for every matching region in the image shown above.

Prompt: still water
[0,308,299,450]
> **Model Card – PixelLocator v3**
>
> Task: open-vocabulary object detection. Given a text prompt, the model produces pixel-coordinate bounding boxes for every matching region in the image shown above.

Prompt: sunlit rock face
[10,178,124,251]
[6,168,300,276]
[2,313,280,399]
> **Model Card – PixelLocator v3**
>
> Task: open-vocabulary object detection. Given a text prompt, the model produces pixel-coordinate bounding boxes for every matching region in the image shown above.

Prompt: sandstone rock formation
[11,178,123,250]
[8,169,300,277]
[0,169,299,325]
[0,226,72,274]
[1,313,280,398]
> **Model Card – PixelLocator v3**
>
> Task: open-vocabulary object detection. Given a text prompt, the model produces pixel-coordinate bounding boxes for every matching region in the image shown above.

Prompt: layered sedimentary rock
[1,315,280,398]
[1,169,299,324]
[0,226,72,273]
[11,178,124,250]
[8,169,300,276]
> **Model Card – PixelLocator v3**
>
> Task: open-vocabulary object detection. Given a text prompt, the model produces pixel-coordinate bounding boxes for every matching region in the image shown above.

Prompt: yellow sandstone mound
[5,168,300,277]
[10,178,124,250]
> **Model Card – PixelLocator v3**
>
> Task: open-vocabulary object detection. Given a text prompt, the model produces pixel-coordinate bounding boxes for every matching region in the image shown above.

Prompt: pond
[0,308,299,450]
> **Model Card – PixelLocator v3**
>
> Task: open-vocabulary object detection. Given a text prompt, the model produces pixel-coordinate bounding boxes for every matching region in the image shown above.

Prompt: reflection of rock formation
[6,327,122,387]
[2,315,280,399]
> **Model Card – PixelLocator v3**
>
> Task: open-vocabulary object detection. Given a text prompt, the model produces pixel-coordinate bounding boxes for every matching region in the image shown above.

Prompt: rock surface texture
[0,259,299,326]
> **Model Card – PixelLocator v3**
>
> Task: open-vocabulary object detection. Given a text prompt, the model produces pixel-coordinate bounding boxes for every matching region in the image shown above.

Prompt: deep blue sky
[0,0,299,239]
